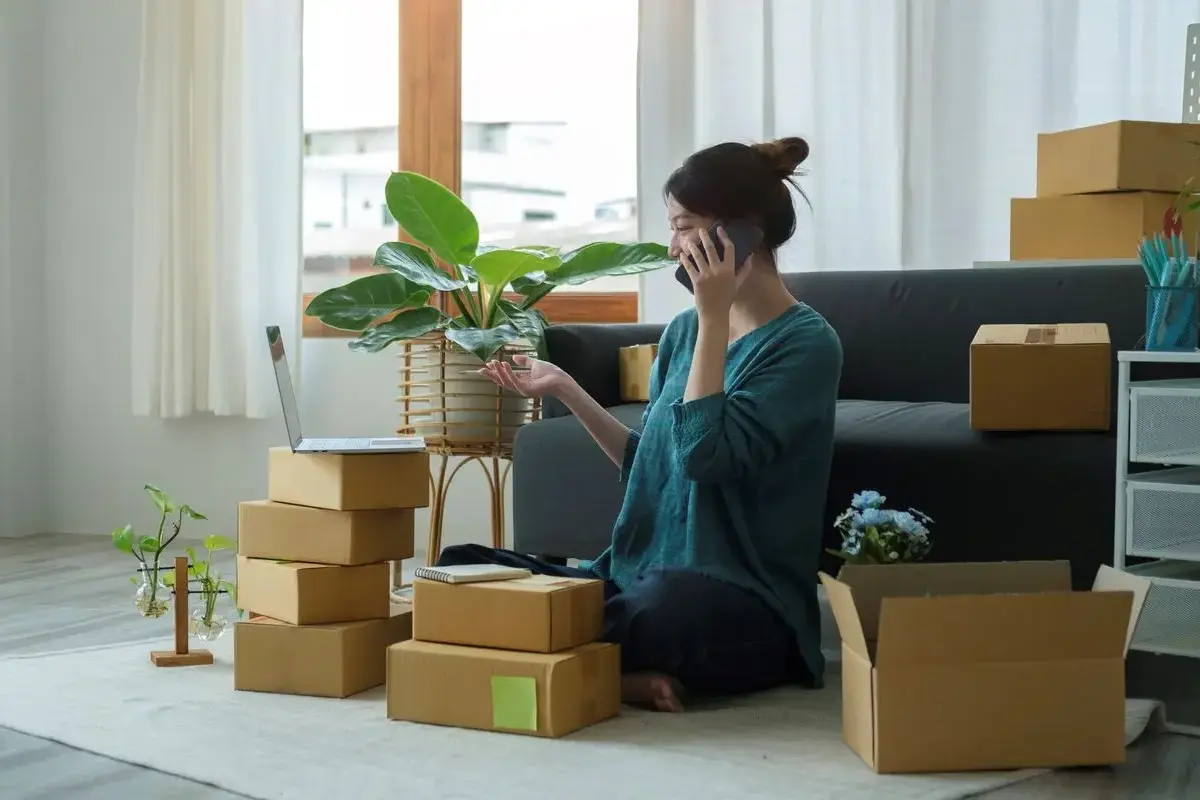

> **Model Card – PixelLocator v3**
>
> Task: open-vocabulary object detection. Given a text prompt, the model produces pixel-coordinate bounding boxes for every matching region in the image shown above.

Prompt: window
[302,0,640,337]
[461,0,640,292]
[301,0,399,297]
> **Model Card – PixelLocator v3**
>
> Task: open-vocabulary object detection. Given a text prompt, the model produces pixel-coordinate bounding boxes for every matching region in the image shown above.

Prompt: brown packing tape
[521,575,573,586]
[1024,326,1057,345]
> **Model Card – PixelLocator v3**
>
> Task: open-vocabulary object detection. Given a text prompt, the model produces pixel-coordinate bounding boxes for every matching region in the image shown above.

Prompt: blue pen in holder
[1145,285,1199,351]
[1139,233,1199,352]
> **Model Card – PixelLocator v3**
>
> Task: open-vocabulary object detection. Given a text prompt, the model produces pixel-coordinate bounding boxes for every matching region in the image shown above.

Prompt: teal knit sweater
[588,303,843,685]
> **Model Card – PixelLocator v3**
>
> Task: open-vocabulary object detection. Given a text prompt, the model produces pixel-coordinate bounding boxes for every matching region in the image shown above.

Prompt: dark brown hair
[663,136,810,251]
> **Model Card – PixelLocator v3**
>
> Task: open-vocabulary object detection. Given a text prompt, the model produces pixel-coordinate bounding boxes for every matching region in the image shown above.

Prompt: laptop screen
[266,326,303,450]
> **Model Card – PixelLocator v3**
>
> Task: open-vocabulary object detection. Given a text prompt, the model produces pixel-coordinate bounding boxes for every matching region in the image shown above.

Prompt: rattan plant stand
[390,333,540,594]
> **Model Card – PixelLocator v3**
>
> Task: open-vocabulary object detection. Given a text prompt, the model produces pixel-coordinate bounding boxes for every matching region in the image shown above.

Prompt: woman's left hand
[681,226,740,321]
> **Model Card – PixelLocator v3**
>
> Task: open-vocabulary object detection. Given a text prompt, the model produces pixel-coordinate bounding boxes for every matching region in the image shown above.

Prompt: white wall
[0,0,47,538]
[27,0,502,550]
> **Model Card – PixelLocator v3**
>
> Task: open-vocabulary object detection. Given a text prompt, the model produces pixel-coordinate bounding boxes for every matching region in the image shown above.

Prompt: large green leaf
[510,272,549,296]
[305,273,431,331]
[375,242,467,291]
[349,306,449,353]
[548,242,674,286]
[498,300,549,359]
[445,323,525,363]
[385,171,480,266]
[469,248,563,290]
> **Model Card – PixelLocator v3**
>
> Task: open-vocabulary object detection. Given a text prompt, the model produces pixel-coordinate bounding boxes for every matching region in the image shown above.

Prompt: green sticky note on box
[491,675,538,732]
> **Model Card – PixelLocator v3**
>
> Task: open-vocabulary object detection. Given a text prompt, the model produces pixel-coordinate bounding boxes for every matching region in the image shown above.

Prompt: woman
[440,136,843,711]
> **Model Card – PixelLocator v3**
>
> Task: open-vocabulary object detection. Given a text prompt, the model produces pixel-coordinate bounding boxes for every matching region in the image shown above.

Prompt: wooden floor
[0,534,1196,799]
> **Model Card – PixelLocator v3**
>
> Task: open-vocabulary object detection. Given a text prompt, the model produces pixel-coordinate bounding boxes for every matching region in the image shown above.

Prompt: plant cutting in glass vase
[163,534,241,642]
[827,490,934,565]
[304,171,675,362]
[111,484,206,618]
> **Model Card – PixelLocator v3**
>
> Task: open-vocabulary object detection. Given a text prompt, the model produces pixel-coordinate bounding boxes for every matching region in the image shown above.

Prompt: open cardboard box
[819,561,1150,774]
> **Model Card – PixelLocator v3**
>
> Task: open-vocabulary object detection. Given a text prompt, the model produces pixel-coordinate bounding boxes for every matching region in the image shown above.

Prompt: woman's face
[665,194,715,260]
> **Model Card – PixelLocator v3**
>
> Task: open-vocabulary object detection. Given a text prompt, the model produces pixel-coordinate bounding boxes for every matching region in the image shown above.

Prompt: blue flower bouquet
[827,490,933,565]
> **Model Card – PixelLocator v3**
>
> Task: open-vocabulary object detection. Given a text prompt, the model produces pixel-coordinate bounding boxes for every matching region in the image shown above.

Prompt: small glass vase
[134,569,171,619]
[190,605,229,642]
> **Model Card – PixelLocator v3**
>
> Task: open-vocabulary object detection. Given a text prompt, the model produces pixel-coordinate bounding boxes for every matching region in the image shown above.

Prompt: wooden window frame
[301,0,639,339]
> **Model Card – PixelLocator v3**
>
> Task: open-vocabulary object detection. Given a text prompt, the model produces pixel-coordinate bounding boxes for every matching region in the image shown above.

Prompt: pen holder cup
[1145,285,1200,352]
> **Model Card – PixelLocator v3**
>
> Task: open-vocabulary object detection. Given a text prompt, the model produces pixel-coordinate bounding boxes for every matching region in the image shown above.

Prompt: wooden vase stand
[150,555,214,667]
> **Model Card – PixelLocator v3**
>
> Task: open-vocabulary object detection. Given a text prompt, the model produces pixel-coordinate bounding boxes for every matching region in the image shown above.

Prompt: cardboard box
[237,556,390,625]
[618,344,658,402]
[1036,120,1200,197]
[386,639,620,738]
[819,561,1149,774]
[267,446,429,511]
[238,500,415,565]
[970,323,1111,431]
[234,606,413,698]
[413,574,604,653]
[1009,192,1197,260]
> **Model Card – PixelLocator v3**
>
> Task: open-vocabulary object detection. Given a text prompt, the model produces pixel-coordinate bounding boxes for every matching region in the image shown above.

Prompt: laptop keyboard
[301,438,422,450]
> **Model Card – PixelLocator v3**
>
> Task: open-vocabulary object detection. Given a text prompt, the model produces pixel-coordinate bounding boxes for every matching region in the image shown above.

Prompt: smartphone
[674,220,764,293]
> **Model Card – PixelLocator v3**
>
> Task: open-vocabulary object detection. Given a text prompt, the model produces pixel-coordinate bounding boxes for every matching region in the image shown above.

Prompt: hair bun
[752,136,809,179]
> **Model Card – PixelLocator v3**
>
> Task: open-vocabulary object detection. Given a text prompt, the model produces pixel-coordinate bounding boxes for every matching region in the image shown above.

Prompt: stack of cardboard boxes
[233,446,429,698]
[1011,120,1200,260]
[385,572,621,737]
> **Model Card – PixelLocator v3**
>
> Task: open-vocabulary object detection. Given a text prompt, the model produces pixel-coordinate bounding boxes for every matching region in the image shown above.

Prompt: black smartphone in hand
[675,220,765,294]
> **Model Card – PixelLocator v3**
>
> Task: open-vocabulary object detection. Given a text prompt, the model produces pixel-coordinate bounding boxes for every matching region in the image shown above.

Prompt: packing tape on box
[1024,326,1057,345]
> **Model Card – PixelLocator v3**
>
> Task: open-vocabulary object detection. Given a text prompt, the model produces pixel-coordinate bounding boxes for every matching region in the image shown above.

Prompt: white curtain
[0,0,47,537]
[637,0,1200,322]
[131,0,302,419]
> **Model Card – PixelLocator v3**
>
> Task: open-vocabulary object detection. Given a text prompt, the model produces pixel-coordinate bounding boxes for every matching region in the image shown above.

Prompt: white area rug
[0,636,1166,800]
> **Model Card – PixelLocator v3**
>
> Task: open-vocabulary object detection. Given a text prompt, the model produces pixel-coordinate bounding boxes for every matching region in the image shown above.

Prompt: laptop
[266,325,426,455]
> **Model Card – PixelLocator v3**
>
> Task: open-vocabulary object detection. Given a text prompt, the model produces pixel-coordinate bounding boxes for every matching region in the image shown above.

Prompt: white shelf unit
[1116,351,1200,736]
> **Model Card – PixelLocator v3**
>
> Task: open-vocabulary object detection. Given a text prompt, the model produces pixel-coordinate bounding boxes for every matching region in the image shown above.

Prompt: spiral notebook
[412,564,532,584]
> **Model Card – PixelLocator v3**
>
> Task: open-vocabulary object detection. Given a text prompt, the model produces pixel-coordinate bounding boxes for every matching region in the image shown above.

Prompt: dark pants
[435,544,806,698]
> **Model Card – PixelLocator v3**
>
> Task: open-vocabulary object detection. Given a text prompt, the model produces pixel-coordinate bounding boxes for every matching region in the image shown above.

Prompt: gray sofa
[512,263,1175,590]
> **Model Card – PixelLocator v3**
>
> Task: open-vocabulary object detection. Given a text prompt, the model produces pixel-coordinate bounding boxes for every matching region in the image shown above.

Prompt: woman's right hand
[478,354,571,399]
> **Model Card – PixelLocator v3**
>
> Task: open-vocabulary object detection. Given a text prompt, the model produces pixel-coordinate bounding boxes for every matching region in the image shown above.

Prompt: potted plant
[827,490,934,565]
[163,534,241,641]
[304,171,674,444]
[111,485,206,618]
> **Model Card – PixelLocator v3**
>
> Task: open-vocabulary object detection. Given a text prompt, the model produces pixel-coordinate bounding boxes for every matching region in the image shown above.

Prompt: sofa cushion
[515,398,1117,589]
[512,404,647,559]
[824,399,1116,585]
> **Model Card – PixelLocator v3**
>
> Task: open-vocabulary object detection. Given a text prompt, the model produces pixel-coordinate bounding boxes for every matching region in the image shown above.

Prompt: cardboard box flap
[874,590,1134,667]
[817,573,870,659]
[971,323,1110,346]
[1091,565,1152,654]
[836,561,1072,642]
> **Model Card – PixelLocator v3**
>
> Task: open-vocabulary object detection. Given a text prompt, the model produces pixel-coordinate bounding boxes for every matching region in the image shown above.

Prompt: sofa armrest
[542,323,666,417]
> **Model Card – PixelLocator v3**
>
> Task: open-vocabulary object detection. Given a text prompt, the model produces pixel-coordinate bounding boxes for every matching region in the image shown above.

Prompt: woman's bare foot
[621,672,685,712]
